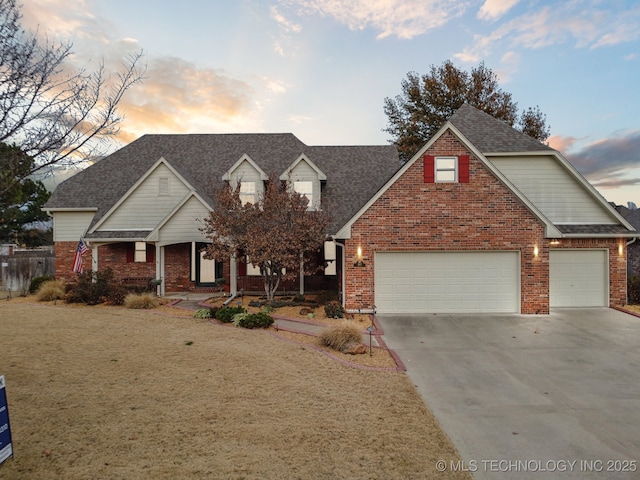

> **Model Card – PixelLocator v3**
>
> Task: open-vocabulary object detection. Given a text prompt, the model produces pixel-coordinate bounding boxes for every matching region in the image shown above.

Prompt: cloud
[478,0,519,21]
[17,0,262,146]
[563,131,640,188]
[118,57,255,139]
[278,0,469,39]
[456,2,640,63]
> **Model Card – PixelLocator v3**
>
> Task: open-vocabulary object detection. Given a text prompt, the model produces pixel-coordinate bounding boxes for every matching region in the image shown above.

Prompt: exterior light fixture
[550,239,560,246]
[533,245,539,257]
[619,243,624,256]
[354,245,365,267]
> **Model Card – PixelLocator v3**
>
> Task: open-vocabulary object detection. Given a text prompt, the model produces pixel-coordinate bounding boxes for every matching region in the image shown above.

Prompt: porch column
[230,254,237,296]
[91,244,98,271]
[156,244,163,296]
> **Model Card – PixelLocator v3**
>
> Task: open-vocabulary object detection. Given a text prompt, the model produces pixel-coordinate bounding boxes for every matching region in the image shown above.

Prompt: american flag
[72,238,89,273]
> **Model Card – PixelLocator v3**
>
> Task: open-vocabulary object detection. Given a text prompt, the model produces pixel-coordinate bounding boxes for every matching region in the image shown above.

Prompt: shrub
[628,275,640,304]
[233,312,274,329]
[124,293,158,309]
[106,286,128,306]
[319,322,363,351]
[215,305,246,323]
[315,290,339,305]
[29,275,55,294]
[324,300,345,318]
[193,308,213,319]
[65,268,117,305]
[35,280,65,302]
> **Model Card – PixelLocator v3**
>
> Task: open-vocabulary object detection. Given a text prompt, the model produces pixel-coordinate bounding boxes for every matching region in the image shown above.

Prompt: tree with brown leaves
[201,176,331,301]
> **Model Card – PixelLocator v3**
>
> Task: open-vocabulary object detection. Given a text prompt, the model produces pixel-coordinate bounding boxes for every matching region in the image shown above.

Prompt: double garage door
[375,250,608,314]
[375,252,519,314]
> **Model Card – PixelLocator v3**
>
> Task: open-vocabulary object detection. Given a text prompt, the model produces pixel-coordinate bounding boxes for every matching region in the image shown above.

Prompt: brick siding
[343,131,626,314]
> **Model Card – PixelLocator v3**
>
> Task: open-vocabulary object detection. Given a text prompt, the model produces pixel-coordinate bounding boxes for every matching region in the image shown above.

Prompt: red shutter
[146,244,156,263]
[126,243,134,263]
[458,155,470,183]
[423,155,434,183]
[238,256,247,276]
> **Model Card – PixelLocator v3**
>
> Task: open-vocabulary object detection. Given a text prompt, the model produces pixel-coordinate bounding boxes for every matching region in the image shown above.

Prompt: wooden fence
[0,248,55,295]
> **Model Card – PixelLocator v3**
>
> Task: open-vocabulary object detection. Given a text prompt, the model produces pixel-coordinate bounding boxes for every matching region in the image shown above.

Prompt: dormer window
[239,181,256,205]
[294,180,313,207]
[280,154,326,211]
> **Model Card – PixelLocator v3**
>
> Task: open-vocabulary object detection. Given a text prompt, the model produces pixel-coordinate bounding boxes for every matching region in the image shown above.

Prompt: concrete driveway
[378,308,640,479]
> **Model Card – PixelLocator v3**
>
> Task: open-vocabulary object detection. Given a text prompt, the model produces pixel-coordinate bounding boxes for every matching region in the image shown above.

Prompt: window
[158,177,170,196]
[435,157,457,182]
[424,155,470,183]
[239,181,256,205]
[134,242,147,262]
[294,181,313,208]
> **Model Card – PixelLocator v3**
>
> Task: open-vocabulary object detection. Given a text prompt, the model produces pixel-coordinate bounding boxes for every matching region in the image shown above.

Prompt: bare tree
[201,177,331,301]
[0,0,145,196]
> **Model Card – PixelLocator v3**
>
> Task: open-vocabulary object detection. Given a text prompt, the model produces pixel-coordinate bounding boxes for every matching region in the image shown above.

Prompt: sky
[21,0,640,207]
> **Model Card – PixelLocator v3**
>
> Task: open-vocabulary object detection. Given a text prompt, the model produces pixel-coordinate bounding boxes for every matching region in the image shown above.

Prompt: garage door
[550,250,608,307]
[375,252,520,314]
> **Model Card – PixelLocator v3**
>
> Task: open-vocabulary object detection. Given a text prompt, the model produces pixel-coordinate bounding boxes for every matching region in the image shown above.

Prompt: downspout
[335,241,346,308]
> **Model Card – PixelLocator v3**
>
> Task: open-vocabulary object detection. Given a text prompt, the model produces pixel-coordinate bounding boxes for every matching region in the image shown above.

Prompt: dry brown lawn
[0,297,470,480]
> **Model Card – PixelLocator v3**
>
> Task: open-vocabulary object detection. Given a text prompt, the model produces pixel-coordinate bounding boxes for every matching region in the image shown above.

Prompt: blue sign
[0,375,12,464]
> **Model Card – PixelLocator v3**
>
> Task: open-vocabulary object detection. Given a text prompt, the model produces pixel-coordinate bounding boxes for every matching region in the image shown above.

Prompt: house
[44,104,637,314]
[43,133,400,296]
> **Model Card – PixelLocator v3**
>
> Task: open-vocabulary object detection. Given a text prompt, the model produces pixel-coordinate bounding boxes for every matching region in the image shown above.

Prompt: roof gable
[279,154,327,181]
[222,154,268,182]
[89,157,198,233]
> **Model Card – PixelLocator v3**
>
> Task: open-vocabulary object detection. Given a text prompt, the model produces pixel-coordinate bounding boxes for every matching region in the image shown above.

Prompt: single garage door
[549,250,608,307]
[375,251,520,314]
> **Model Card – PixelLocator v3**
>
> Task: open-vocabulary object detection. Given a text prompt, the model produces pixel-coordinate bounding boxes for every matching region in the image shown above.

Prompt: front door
[195,243,222,287]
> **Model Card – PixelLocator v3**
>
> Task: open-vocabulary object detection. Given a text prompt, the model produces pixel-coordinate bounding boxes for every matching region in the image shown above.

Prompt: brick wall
[346,131,548,314]
[55,241,93,284]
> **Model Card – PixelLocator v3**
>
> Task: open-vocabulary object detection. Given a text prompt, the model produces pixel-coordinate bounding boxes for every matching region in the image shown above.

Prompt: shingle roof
[44,133,401,234]
[556,224,635,235]
[448,103,552,153]
[621,209,640,230]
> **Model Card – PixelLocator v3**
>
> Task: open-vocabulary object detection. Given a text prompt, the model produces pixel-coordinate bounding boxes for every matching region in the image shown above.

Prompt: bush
[319,322,363,351]
[628,275,640,304]
[124,293,158,309]
[35,280,65,302]
[315,290,339,305]
[193,308,213,319]
[324,300,345,318]
[215,305,246,323]
[65,268,117,305]
[29,275,55,294]
[233,312,274,329]
[106,286,128,306]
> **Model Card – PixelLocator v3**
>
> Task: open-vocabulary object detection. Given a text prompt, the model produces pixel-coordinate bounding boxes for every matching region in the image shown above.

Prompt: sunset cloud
[563,131,640,188]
